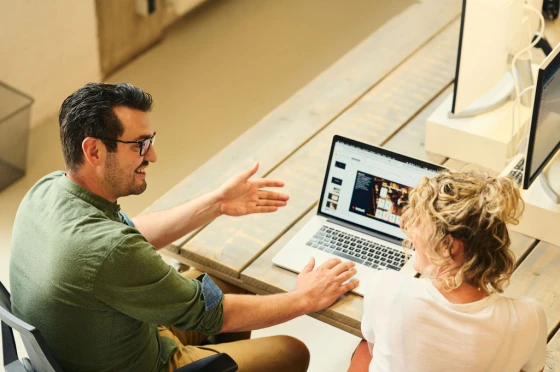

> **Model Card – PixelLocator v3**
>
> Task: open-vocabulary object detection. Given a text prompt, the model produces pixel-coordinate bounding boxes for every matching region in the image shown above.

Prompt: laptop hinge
[326,218,403,246]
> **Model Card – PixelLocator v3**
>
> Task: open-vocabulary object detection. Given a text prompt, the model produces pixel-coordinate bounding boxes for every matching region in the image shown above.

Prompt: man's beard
[104,155,147,198]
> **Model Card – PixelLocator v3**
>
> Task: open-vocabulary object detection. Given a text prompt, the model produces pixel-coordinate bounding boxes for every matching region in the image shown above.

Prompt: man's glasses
[99,132,156,156]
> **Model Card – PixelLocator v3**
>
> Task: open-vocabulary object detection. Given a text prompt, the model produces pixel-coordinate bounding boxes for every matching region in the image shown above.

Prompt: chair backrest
[0,281,63,372]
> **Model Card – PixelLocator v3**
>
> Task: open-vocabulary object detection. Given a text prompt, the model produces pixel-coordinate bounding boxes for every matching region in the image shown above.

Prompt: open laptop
[272,135,445,296]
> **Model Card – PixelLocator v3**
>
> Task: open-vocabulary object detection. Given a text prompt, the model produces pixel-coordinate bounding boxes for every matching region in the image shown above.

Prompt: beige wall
[0,1,101,128]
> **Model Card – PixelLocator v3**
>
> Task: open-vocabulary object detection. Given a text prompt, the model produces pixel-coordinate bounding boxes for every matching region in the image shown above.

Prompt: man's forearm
[220,292,311,333]
[131,189,223,249]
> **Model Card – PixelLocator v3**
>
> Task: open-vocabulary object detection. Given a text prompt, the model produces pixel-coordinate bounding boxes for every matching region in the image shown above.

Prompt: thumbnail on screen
[349,171,411,227]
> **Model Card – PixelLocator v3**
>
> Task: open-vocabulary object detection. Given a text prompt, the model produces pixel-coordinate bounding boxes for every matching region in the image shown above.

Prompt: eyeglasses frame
[97,132,156,156]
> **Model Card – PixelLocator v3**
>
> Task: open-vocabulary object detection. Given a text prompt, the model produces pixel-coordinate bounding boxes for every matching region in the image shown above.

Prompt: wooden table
[148,0,560,368]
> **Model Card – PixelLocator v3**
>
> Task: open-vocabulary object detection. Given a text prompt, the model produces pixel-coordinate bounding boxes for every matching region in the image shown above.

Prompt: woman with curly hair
[348,169,547,372]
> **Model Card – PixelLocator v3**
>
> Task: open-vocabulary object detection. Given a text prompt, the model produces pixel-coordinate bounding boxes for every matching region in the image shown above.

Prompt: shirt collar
[57,172,121,218]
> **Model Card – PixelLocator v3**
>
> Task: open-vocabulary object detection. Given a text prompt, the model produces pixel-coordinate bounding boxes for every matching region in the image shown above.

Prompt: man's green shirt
[9,172,224,371]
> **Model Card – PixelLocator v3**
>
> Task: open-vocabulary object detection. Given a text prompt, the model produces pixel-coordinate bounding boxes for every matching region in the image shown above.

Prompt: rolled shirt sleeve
[198,273,222,312]
[93,233,224,335]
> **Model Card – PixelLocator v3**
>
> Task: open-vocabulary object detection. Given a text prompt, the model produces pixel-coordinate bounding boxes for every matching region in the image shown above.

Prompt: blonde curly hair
[401,169,524,293]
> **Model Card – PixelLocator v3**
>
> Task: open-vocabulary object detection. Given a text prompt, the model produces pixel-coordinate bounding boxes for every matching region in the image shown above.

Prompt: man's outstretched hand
[218,162,289,216]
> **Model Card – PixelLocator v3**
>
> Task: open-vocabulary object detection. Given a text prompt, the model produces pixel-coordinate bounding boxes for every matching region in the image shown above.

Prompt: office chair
[1,281,237,372]
[0,280,62,372]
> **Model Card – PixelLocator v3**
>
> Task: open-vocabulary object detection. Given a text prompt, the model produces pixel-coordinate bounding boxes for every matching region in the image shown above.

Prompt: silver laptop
[272,135,445,296]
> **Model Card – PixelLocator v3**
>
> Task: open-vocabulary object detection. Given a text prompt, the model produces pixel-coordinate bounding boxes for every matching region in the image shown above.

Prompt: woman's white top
[361,271,547,372]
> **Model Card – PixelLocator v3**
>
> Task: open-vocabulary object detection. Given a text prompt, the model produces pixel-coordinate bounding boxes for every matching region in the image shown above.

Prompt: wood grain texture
[546,329,560,372]
[382,85,451,164]
[143,0,462,249]
[180,16,462,279]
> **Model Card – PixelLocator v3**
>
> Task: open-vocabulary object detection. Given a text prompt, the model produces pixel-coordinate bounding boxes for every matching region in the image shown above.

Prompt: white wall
[0,1,101,128]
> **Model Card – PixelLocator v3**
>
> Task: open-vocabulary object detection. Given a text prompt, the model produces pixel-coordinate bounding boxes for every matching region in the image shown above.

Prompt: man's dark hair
[59,82,153,171]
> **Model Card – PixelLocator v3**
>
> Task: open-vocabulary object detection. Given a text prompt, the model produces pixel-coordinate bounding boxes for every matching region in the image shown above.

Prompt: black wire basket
[0,82,34,191]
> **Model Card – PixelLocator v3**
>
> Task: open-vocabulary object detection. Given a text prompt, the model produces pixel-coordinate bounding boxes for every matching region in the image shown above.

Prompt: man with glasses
[9,82,358,372]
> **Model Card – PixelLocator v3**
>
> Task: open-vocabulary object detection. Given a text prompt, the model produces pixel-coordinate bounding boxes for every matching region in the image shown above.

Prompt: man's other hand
[295,257,359,313]
[218,162,289,216]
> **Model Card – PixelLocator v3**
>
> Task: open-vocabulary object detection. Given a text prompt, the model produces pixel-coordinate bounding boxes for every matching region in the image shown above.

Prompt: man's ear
[82,137,104,167]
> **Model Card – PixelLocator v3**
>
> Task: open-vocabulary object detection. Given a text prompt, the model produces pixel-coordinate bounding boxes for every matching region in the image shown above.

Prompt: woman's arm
[347,340,373,372]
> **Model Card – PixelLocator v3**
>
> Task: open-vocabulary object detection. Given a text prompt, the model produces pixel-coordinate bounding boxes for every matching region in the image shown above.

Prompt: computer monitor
[523,42,560,201]
[451,0,529,116]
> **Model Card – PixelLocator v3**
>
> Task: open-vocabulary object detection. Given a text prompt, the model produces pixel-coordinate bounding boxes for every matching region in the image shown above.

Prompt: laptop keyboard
[306,226,406,271]
[508,157,525,186]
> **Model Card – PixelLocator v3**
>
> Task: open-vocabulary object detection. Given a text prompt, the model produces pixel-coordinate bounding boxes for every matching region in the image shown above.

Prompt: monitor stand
[425,63,537,173]
[450,58,534,118]
[511,152,560,246]
[425,93,532,173]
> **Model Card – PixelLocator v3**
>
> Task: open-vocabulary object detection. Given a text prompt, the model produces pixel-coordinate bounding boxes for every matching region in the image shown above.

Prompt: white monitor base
[426,93,531,173]
[510,175,560,246]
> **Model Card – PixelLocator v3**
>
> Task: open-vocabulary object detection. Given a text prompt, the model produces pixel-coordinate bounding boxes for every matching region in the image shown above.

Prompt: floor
[0,1,411,370]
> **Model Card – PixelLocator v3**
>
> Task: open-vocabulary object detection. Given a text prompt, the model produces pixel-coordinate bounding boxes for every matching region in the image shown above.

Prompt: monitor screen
[318,136,444,241]
[523,45,560,189]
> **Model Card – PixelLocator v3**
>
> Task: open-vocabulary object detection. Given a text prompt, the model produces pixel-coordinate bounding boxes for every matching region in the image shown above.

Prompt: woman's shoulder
[497,295,546,322]
[499,295,543,309]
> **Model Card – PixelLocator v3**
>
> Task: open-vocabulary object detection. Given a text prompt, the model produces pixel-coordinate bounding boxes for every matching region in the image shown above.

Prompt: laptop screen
[318,136,443,241]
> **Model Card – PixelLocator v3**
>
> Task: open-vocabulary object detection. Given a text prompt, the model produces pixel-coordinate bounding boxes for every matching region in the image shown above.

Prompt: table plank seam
[550,321,560,343]
[514,238,540,269]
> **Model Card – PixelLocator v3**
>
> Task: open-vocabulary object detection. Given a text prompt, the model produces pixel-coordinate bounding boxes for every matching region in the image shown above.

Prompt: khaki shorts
[159,269,310,372]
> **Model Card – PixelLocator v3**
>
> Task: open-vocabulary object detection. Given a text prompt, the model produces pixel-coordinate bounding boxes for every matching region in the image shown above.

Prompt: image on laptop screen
[319,137,443,241]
